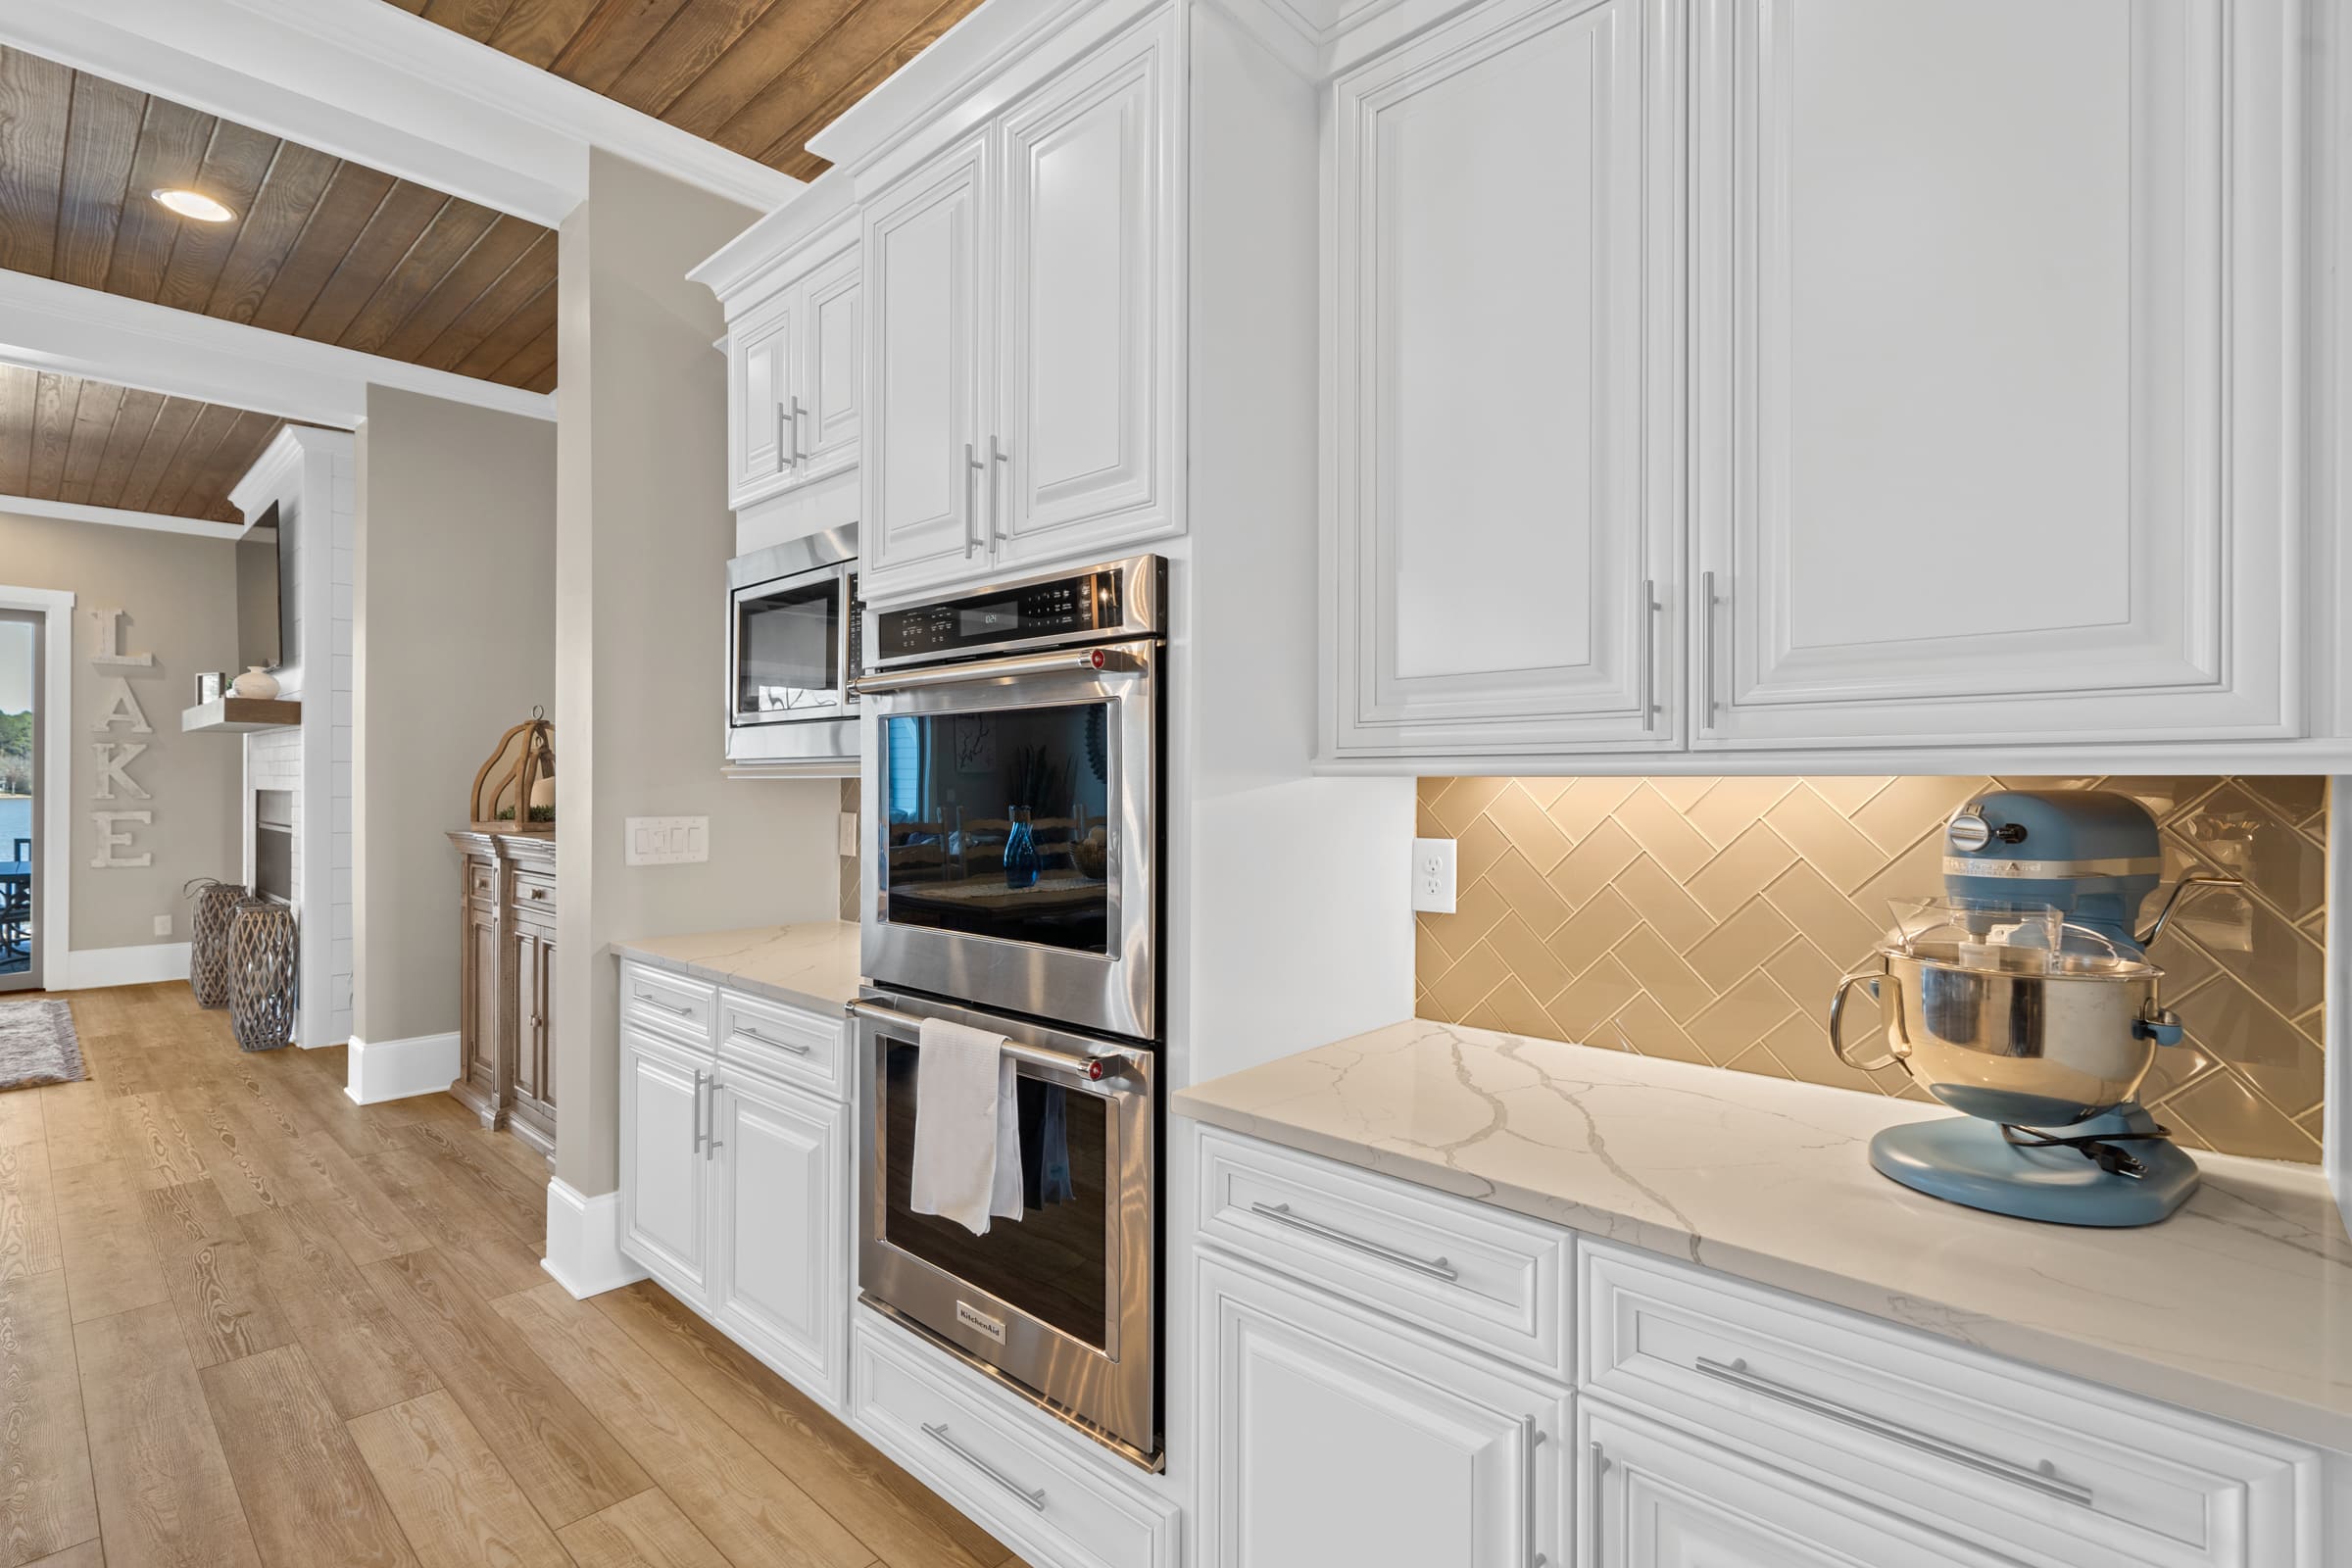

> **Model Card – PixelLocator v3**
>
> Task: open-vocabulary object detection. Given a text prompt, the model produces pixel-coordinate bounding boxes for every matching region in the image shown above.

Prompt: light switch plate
[839,810,859,857]
[1411,837,1456,913]
[626,815,710,865]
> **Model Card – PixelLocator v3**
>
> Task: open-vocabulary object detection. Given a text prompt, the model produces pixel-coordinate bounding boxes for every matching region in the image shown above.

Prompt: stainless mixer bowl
[1830,942,2172,1127]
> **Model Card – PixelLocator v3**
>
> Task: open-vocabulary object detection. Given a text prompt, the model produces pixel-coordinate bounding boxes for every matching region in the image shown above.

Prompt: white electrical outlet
[1411,837,1456,913]
[153,913,172,937]
[838,810,859,857]
[625,815,710,866]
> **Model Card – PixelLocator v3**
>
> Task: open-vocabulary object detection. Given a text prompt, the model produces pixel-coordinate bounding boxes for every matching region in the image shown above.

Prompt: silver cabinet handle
[704,1074,723,1160]
[1639,577,1658,726]
[1247,1200,1458,1282]
[987,434,1007,547]
[1588,1441,1608,1566]
[732,1023,810,1054]
[921,1421,1046,1511]
[1698,568,1719,726]
[690,1068,707,1154]
[962,442,983,557]
[635,988,694,1017]
[1522,1417,1546,1568]
[788,395,807,465]
[776,403,792,472]
[1693,1356,2092,1506]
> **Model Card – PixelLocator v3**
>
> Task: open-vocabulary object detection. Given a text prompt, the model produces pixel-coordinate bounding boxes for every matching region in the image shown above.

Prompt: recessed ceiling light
[152,188,236,222]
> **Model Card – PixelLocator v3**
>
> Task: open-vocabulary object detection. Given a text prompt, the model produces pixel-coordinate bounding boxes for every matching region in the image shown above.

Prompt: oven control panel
[877,568,1126,660]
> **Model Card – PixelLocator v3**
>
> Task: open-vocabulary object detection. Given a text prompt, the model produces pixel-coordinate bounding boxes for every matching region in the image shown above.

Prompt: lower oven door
[854,993,1157,1466]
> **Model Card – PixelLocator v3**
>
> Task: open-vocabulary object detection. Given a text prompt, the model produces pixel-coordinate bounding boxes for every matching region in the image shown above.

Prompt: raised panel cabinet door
[1197,1254,1566,1568]
[861,134,991,592]
[1585,1403,2010,1568]
[1692,0,2298,748]
[509,925,555,1146]
[994,12,1177,565]
[712,1072,845,1400]
[618,1026,712,1302]
[729,289,799,510]
[460,892,501,1108]
[1328,0,1680,761]
[800,245,863,481]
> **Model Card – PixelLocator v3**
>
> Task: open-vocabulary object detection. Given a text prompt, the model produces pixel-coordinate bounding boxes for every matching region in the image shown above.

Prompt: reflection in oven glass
[881,1043,1110,1348]
[880,705,1113,954]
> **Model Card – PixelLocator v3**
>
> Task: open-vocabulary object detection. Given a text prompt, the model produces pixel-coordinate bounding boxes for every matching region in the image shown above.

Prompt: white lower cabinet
[1196,1251,1568,1568]
[1582,1401,2009,1568]
[617,1023,712,1303]
[615,972,851,1410]
[711,1065,848,1407]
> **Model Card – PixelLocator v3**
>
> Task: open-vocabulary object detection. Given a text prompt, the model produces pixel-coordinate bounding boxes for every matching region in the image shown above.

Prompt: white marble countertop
[1174,1017,2352,1453]
[611,921,862,1015]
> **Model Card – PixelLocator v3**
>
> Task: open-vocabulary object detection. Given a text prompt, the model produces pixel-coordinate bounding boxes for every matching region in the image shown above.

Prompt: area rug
[0,997,85,1091]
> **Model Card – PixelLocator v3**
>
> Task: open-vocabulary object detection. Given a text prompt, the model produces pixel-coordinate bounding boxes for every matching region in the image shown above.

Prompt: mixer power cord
[1998,1124,2175,1180]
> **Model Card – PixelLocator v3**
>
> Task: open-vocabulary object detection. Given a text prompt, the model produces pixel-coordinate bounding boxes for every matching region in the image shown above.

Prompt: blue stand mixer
[1829,790,2237,1228]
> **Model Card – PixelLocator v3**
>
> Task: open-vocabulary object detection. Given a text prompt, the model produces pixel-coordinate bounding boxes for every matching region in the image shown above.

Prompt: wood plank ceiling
[0,366,309,521]
[388,0,990,179]
[0,46,560,393]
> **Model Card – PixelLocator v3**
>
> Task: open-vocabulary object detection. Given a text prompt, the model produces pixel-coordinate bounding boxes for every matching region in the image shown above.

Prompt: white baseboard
[343,1030,461,1104]
[60,942,191,989]
[543,1179,648,1298]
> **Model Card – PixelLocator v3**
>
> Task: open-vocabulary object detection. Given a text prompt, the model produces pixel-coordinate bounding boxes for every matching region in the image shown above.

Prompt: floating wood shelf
[181,697,302,734]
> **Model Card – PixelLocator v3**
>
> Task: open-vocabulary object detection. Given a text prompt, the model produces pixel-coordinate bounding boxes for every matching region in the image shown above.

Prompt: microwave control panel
[877,568,1126,660]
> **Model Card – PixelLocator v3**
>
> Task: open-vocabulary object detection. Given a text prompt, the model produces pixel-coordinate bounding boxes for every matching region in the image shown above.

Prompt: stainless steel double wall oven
[854,555,1165,1467]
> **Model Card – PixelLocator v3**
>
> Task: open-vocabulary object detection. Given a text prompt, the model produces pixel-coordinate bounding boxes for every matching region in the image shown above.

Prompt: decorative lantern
[185,877,248,1008]
[470,708,556,832]
[226,897,298,1051]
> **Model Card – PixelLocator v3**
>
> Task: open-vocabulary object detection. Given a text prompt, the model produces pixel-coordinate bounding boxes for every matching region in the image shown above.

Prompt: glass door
[0,610,38,991]
[731,571,845,724]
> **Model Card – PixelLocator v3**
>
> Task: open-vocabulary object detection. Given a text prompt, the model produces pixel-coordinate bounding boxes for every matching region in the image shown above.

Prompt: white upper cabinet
[728,291,798,510]
[1693,0,2298,749]
[864,135,991,585]
[996,17,1175,566]
[799,244,865,482]
[723,228,863,513]
[1327,0,1680,760]
[862,13,1178,600]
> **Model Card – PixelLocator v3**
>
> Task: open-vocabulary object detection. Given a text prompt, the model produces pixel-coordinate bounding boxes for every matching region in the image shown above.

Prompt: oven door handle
[847,999,1143,1087]
[851,645,1141,696]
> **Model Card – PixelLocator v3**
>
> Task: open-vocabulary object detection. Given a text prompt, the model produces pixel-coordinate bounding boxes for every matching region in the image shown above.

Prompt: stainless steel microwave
[725,526,859,765]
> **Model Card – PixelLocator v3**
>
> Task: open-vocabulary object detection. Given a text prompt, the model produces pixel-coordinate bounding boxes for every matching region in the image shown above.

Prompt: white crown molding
[227,425,354,520]
[688,172,857,308]
[0,0,802,228]
[0,493,247,540]
[0,270,553,427]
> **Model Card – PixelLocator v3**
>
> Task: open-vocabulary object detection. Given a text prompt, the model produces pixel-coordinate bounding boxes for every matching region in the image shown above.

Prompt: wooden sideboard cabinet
[448,829,558,1156]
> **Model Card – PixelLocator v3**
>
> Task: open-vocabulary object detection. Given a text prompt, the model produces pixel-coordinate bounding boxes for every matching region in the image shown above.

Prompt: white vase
[232,665,280,701]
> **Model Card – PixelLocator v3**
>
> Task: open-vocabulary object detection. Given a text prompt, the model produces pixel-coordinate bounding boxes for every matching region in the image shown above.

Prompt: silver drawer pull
[635,990,694,1016]
[921,1421,1046,1511]
[733,1024,810,1054]
[1248,1200,1458,1282]
[1694,1356,2093,1506]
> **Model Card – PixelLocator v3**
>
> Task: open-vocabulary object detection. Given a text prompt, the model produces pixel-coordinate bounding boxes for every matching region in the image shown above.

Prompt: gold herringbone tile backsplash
[1415,776,2328,1164]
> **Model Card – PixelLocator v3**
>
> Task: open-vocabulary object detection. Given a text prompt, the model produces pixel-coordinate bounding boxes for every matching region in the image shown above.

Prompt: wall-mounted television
[236,501,293,672]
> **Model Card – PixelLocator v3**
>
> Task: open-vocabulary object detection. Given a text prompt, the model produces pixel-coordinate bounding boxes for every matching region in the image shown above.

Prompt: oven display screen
[879,570,1121,659]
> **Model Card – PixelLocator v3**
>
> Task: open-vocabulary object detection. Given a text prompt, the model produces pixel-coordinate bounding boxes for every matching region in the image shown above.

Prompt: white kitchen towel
[908,1017,1025,1235]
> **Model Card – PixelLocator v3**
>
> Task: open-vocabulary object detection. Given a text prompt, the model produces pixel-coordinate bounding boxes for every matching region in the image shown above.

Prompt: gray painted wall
[352,387,558,1046]
[0,510,243,950]
[553,150,840,1196]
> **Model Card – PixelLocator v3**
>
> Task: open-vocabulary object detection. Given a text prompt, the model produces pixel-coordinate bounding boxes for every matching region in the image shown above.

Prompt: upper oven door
[730,565,853,727]
[858,638,1158,1041]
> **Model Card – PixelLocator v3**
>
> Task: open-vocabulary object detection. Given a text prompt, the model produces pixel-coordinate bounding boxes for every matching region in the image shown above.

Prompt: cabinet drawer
[512,870,556,922]
[466,858,499,906]
[1195,1126,1569,1381]
[619,962,714,1046]
[1581,1241,2319,1568]
[716,989,845,1100]
[852,1316,1177,1568]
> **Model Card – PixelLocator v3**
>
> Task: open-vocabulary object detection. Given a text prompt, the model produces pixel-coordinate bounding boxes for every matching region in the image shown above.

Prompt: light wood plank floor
[0,983,1029,1568]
